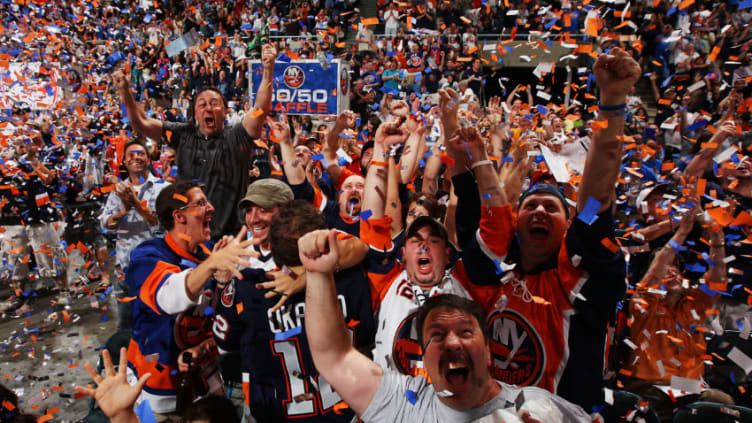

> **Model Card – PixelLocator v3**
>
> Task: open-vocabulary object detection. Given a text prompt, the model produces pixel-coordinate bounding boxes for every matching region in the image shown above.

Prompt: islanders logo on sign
[392,312,424,375]
[487,309,545,386]
[283,65,305,89]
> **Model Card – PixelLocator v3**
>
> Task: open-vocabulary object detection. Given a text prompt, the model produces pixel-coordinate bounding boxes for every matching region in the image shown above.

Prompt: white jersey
[373,269,474,376]
[241,244,277,272]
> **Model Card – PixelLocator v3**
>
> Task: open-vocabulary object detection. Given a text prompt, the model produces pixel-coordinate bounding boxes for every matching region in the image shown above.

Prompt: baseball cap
[238,178,294,209]
[518,183,570,218]
[406,215,448,243]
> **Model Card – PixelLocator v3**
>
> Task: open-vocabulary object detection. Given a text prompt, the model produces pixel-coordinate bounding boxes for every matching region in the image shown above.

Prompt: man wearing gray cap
[224,178,370,309]
[237,178,296,272]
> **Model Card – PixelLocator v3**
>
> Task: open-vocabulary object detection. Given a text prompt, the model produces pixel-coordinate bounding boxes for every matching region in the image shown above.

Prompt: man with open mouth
[113,44,277,241]
[123,181,258,417]
[299,229,590,423]
[454,48,638,412]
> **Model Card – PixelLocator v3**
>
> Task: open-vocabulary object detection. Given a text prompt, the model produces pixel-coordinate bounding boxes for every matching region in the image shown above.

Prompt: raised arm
[398,116,427,184]
[300,230,383,416]
[577,48,641,214]
[449,126,507,208]
[274,118,306,184]
[112,58,163,141]
[322,111,357,185]
[638,214,694,288]
[243,44,276,138]
[362,120,408,221]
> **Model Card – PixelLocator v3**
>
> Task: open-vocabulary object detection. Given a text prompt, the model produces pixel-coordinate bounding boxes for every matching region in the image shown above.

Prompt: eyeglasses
[179,198,210,210]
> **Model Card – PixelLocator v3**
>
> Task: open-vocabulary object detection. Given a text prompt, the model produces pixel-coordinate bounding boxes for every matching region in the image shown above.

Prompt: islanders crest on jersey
[487,309,545,387]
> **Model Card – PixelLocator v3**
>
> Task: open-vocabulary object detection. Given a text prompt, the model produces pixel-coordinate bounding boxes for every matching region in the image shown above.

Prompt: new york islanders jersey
[125,233,219,413]
[213,266,374,422]
[462,203,627,412]
[361,216,479,377]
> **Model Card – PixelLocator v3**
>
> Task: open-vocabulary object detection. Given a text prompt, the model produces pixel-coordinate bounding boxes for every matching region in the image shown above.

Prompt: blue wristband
[598,102,627,111]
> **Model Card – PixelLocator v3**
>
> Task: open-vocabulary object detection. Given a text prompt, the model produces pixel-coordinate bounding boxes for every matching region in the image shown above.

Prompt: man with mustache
[298,230,589,423]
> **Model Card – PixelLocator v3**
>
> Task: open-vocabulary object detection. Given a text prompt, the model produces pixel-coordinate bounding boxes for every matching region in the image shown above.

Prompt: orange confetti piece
[177,233,192,242]
[601,237,619,253]
[116,296,138,302]
[172,193,188,203]
[678,0,694,9]
[697,179,706,196]
[333,401,350,415]
[236,302,244,314]
[251,108,264,118]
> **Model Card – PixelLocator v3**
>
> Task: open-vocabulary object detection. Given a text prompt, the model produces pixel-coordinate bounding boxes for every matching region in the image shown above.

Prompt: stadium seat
[599,390,661,423]
[673,402,752,423]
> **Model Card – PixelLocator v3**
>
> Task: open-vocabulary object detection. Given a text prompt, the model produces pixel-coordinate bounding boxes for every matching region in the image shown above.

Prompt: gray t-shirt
[361,368,590,423]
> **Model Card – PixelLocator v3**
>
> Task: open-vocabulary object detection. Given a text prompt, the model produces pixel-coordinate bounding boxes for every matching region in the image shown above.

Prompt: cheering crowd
[2,0,752,422]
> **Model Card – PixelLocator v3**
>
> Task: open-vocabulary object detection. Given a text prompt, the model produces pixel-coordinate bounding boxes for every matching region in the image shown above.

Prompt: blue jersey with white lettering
[213,266,374,422]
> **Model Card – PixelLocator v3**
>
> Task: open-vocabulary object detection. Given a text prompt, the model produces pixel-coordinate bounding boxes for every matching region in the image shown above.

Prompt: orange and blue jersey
[125,233,215,413]
[213,266,374,422]
[453,173,627,413]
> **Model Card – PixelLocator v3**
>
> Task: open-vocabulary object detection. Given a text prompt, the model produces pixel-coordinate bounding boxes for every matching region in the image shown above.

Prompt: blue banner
[249,60,340,115]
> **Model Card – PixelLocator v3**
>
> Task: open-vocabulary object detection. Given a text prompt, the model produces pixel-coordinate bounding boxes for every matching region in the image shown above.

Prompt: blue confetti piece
[684,262,707,273]
[577,197,601,225]
[536,104,548,115]
[405,389,417,405]
[102,316,109,322]
[482,192,491,199]
[337,157,348,166]
[667,240,687,253]
[311,154,324,161]
[492,260,503,275]
[740,0,752,9]
[360,209,373,220]
[203,306,215,316]
[135,400,158,423]
[274,325,302,341]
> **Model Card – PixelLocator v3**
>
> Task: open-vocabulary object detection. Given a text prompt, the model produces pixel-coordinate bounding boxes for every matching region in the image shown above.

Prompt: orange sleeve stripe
[312,184,327,210]
[360,216,394,249]
[368,265,403,311]
[139,261,181,315]
[479,205,515,258]
[127,339,178,391]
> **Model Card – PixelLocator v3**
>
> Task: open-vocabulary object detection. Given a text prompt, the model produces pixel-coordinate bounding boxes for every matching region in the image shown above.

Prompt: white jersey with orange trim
[361,216,485,377]
[372,268,475,376]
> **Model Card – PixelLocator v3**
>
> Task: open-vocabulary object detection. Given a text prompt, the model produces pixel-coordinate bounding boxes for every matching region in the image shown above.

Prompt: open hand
[74,347,150,420]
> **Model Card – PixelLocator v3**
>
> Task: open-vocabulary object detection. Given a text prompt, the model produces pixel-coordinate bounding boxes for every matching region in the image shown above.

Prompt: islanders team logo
[487,309,545,386]
[340,71,349,96]
[221,281,235,307]
[392,312,424,375]
[283,65,305,89]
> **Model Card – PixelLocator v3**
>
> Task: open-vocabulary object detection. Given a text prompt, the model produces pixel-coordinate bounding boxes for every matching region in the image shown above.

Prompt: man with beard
[100,139,167,329]
[112,44,277,240]
[298,230,589,423]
